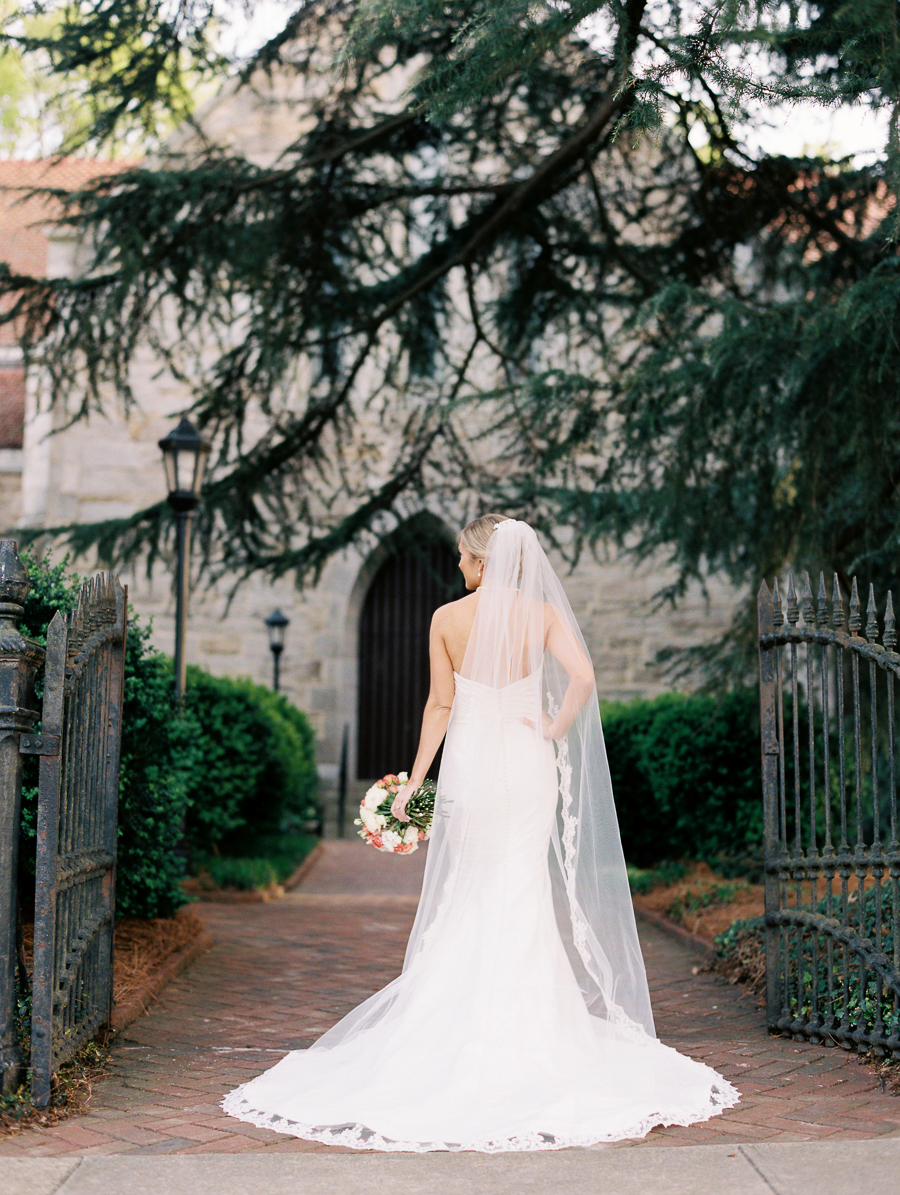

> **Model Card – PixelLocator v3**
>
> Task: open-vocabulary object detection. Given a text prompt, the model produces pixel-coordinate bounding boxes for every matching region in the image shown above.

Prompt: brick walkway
[2,842,899,1157]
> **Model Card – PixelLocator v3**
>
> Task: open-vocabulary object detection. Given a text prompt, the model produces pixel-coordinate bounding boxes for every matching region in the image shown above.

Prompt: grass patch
[190,832,319,892]
[626,861,687,896]
[240,832,320,883]
[192,856,279,892]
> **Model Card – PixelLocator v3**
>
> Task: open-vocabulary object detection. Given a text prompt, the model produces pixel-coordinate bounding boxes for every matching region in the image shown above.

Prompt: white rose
[398,771,409,783]
[403,824,419,845]
[374,812,387,828]
[381,830,402,851]
[363,785,383,810]
[360,806,379,833]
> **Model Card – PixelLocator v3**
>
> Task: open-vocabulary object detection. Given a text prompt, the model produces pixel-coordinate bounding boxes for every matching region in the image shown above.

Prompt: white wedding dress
[223,522,740,1151]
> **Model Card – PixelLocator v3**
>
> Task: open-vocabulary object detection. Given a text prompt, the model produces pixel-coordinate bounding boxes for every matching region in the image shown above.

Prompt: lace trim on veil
[221,1079,740,1153]
[548,690,638,1034]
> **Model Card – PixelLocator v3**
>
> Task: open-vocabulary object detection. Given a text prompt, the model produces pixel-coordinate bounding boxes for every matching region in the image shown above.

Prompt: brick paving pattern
[2,841,899,1157]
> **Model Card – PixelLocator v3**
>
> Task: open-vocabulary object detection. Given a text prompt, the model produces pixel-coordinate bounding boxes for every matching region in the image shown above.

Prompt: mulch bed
[633,862,764,942]
[631,862,767,1001]
[111,908,207,1009]
[20,907,207,1013]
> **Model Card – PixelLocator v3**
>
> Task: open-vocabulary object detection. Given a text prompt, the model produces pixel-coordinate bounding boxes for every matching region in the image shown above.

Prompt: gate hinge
[20,733,60,756]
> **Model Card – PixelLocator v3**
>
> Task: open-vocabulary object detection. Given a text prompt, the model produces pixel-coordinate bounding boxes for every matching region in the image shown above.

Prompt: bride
[223,514,740,1151]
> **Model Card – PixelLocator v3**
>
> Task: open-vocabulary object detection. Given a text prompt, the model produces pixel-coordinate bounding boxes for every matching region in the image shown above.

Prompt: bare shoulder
[542,599,562,628]
[431,594,478,646]
[432,593,477,624]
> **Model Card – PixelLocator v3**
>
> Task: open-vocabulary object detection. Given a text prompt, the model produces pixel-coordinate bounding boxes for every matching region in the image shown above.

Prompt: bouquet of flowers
[355,772,436,854]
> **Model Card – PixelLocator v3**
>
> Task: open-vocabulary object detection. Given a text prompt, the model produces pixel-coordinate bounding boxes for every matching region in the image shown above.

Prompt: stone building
[0,64,739,831]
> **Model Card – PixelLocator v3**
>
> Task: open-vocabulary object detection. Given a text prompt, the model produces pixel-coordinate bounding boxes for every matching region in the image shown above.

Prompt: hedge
[602,689,763,873]
[181,667,318,854]
[17,553,319,919]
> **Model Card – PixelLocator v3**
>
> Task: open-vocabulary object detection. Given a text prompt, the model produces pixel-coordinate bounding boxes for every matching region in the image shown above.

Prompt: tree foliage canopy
[2,0,899,675]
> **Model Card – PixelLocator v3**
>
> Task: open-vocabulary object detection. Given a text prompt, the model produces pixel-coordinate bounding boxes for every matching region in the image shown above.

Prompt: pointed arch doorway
[357,530,464,780]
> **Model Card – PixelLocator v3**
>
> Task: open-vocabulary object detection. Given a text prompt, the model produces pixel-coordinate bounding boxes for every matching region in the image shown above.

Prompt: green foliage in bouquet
[401,781,437,834]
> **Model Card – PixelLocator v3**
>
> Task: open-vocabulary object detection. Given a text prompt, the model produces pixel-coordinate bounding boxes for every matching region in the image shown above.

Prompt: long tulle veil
[220,517,742,1152]
[404,518,655,1038]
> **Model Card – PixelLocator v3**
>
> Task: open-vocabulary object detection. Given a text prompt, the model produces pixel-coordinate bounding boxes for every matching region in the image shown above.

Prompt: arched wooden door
[357,539,463,779]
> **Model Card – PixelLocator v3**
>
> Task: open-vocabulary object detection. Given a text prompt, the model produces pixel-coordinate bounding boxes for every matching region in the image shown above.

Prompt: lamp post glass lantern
[159,418,211,700]
[265,608,289,693]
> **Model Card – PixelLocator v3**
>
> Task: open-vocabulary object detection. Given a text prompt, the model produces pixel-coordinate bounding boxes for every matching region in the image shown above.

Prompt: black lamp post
[158,418,211,701]
[265,608,289,693]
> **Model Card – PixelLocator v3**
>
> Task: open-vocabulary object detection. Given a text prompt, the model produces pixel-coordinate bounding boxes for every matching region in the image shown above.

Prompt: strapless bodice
[451,671,541,723]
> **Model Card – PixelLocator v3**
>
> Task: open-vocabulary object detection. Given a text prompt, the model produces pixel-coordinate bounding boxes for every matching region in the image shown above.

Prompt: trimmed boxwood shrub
[602,689,762,872]
[17,553,319,918]
[181,667,318,854]
[115,620,199,917]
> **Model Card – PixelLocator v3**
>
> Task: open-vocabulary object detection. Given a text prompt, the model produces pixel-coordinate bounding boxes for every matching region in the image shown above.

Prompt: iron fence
[29,573,127,1106]
[759,572,900,1057]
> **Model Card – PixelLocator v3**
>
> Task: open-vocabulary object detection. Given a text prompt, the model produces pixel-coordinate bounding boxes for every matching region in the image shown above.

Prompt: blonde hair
[456,513,511,560]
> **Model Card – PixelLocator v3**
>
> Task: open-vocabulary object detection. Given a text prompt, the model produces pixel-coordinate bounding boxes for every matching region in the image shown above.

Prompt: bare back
[405,564,594,793]
[434,592,481,674]
[430,592,556,689]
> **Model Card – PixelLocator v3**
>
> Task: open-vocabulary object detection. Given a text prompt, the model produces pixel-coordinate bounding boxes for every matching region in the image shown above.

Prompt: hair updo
[456,513,511,560]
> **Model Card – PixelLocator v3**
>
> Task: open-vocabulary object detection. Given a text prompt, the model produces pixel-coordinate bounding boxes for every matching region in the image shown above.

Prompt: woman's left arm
[543,608,596,739]
[391,609,456,822]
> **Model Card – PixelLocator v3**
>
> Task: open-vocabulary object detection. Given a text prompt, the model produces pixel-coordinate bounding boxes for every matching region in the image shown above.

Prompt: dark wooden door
[357,540,463,779]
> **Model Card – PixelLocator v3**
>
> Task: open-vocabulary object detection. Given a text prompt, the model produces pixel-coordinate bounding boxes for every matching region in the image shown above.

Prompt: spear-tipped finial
[817,572,828,628]
[866,584,879,642]
[786,572,800,626]
[849,577,861,635]
[832,572,845,629]
[885,592,897,651]
[772,577,783,628]
[802,571,815,625]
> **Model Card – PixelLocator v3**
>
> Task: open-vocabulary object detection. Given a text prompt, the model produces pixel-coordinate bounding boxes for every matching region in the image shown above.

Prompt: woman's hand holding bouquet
[355,772,436,854]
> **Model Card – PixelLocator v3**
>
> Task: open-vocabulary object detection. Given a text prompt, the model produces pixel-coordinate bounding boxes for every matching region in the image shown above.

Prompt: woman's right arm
[391,608,455,821]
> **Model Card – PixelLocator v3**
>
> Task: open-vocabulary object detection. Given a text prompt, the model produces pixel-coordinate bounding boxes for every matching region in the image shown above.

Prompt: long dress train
[222,667,740,1151]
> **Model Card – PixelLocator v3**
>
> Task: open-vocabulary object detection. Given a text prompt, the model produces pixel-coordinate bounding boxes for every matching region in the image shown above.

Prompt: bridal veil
[407,516,656,1038]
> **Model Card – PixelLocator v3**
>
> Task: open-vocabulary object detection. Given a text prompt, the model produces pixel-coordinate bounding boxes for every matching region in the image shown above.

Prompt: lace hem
[221,1079,741,1154]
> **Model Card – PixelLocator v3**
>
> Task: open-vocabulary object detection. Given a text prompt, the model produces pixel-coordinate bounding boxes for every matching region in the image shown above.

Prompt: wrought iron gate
[30,574,127,1105]
[759,572,900,1057]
